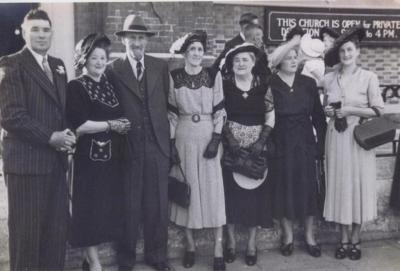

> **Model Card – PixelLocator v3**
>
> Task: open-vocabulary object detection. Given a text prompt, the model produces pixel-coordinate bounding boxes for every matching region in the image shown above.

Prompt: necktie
[42,57,54,84]
[136,61,142,80]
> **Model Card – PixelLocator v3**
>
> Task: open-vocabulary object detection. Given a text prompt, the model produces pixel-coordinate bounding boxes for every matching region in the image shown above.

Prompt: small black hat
[172,30,207,54]
[239,13,258,25]
[74,33,111,70]
[286,26,305,41]
[223,43,260,73]
[319,27,340,40]
[324,25,366,67]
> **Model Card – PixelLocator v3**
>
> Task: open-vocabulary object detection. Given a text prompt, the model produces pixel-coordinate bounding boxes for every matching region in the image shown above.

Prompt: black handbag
[223,148,268,180]
[168,163,191,208]
[353,116,397,151]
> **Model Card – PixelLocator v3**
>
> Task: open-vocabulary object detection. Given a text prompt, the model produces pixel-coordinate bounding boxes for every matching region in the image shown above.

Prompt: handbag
[223,148,268,180]
[168,163,191,208]
[353,111,397,150]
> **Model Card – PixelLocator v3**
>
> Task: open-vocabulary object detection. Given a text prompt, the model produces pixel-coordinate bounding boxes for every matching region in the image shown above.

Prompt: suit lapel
[144,55,159,98]
[48,57,66,111]
[20,48,61,107]
[114,57,142,100]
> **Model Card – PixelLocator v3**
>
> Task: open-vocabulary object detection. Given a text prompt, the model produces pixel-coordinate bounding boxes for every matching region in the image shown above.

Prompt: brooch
[56,65,66,75]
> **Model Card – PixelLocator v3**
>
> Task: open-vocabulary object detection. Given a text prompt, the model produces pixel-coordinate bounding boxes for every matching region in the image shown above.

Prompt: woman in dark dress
[221,43,275,266]
[66,33,130,271]
[269,42,327,257]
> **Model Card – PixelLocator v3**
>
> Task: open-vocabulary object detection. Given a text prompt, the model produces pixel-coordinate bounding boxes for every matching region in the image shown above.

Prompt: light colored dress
[323,67,384,225]
[168,68,226,229]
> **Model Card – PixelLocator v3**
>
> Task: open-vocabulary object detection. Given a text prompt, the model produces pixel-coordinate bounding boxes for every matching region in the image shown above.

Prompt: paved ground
[1,239,398,271]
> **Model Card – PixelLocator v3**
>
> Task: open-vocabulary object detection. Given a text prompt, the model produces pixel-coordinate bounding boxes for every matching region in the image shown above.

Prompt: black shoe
[348,241,361,260]
[213,257,226,271]
[280,242,294,256]
[245,249,258,266]
[82,259,90,271]
[223,247,236,263]
[146,261,172,271]
[334,242,349,260]
[306,243,321,257]
[183,251,195,268]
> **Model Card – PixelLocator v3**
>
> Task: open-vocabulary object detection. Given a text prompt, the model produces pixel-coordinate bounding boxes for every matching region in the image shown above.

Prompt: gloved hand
[203,133,222,159]
[222,124,241,154]
[170,139,180,165]
[249,125,273,157]
[107,118,131,134]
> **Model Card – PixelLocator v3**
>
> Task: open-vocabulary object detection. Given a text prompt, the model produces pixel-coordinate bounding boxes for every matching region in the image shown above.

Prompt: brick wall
[74,2,400,85]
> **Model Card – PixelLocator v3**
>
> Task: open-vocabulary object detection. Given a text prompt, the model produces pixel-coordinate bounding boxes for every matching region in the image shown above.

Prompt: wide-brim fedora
[115,14,155,37]
[324,25,366,67]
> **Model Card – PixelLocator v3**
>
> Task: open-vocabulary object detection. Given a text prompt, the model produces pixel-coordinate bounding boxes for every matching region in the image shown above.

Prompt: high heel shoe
[223,247,236,263]
[335,242,349,259]
[245,249,258,266]
[305,243,321,257]
[213,257,226,271]
[183,250,195,268]
[280,242,294,256]
[348,241,362,260]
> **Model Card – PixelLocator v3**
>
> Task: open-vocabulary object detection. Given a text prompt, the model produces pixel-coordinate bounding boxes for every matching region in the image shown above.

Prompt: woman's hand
[324,105,335,117]
[335,106,352,118]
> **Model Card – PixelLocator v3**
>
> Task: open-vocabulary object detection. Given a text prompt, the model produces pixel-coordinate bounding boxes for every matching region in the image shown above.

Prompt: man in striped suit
[0,9,76,270]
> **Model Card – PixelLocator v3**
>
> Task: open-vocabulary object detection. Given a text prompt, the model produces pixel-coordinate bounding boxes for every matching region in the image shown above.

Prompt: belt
[179,114,212,123]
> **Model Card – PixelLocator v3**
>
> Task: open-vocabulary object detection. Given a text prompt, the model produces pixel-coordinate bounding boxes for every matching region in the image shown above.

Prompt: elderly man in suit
[0,9,75,271]
[107,15,171,271]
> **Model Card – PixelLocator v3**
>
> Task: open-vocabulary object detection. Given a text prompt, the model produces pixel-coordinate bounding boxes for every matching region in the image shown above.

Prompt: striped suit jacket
[0,47,68,174]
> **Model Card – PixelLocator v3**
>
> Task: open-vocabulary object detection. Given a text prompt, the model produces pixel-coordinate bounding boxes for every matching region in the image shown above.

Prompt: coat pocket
[89,139,112,162]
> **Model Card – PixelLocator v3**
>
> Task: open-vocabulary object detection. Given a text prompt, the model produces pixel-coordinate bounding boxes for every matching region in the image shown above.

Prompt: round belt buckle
[191,114,200,123]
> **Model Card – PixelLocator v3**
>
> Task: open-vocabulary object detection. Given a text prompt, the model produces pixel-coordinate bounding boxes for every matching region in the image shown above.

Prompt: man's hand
[49,129,76,152]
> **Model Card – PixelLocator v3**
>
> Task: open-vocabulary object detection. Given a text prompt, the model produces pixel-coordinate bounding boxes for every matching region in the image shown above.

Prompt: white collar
[127,53,145,69]
[27,47,48,70]
[240,32,245,41]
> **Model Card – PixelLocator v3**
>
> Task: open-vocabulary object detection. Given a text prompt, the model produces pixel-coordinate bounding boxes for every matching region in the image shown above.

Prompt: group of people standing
[0,7,388,271]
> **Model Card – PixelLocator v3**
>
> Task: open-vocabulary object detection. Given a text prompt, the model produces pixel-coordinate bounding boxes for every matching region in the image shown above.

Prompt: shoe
[183,251,195,268]
[82,259,90,271]
[348,241,362,260]
[305,243,321,257]
[213,257,226,271]
[334,242,349,259]
[280,242,294,256]
[146,261,172,271]
[245,249,258,266]
[223,247,236,263]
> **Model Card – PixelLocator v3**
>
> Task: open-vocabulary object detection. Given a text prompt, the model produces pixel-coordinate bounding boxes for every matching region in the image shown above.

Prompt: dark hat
[74,33,111,70]
[286,26,305,41]
[222,43,260,73]
[324,25,366,67]
[239,12,258,25]
[171,30,207,54]
[115,14,155,37]
[319,27,340,40]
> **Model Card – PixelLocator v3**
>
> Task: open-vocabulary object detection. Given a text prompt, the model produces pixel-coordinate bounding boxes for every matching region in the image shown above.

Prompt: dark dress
[66,74,126,247]
[222,75,274,227]
[269,73,326,221]
[390,141,400,210]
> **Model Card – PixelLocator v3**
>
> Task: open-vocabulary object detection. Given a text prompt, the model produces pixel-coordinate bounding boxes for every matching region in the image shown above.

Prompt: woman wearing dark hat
[268,38,327,258]
[220,42,275,266]
[323,25,384,260]
[66,33,131,270]
[168,30,227,271]
[319,27,340,53]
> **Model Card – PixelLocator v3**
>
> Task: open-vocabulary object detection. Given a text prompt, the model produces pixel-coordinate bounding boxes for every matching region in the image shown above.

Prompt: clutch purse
[223,148,268,180]
[353,116,396,150]
[168,163,191,208]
